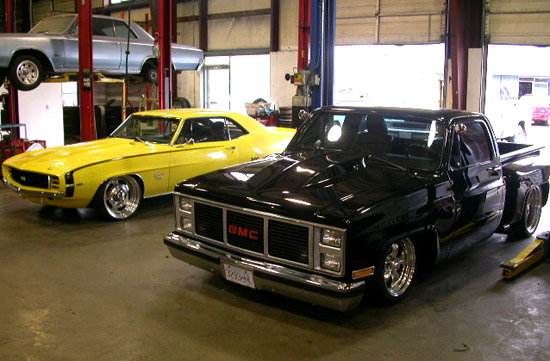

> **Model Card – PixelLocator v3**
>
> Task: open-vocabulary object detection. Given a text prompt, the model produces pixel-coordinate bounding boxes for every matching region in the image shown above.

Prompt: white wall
[18,83,64,147]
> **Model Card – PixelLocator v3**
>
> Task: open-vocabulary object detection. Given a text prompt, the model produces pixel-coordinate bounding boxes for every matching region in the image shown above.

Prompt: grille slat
[194,203,223,242]
[268,220,309,264]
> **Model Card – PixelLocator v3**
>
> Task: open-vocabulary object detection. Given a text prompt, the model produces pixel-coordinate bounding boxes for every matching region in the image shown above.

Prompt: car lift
[500,232,550,279]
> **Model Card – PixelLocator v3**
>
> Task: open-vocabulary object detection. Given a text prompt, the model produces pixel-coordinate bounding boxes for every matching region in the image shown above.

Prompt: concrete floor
[1,185,549,361]
[1,123,550,361]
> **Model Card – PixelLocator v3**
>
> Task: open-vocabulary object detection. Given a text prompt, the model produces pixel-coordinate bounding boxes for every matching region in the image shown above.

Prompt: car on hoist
[0,14,203,91]
[2,109,296,220]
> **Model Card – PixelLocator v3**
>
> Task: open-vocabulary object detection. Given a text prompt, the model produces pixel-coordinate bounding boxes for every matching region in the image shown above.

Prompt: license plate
[222,263,255,289]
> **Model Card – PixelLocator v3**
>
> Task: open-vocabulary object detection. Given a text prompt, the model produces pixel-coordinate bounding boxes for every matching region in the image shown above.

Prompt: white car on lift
[0,14,203,91]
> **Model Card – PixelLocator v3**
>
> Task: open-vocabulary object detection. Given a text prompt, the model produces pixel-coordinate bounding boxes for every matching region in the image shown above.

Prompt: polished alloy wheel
[102,176,141,219]
[16,60,40,86]
[524,186,542,235]
[383,238,416,298]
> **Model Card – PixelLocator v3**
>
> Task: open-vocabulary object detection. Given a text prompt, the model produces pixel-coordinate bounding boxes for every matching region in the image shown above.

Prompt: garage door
[486,0,550,45]
[336,0,446,45]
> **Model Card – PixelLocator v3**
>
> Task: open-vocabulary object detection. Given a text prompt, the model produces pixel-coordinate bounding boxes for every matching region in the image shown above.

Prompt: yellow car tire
[95,175,142,220]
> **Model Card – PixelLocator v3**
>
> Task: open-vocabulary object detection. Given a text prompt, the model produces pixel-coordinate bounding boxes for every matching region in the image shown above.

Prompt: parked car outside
[0,14,203,91]
[2,109,295,220]
[517,94,550,126]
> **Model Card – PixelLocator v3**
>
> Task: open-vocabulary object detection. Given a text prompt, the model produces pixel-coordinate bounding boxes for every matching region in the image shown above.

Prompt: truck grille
[10,168,50,189]
[195,203,223,242]
[192,201,310,266]
[268,220,309,264]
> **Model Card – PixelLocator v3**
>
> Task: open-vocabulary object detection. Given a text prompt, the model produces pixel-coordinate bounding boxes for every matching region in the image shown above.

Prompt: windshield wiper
[366,154,408,172]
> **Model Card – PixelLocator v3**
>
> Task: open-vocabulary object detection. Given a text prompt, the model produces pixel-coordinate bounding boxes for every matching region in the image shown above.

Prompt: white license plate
[222,263,255,289]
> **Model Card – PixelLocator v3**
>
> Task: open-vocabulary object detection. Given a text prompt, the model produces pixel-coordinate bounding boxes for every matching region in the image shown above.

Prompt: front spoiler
[3,178,65,199]
[164,232,366,312]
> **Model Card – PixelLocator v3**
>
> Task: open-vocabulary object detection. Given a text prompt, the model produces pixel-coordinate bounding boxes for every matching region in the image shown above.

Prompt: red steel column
[78,0,96,141]
[5,0,18,127]
[298,0,311,70]
[157,0,172,109]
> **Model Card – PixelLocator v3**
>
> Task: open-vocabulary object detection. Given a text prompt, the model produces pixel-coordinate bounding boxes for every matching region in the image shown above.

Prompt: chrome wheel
[383,238,416,298]
[523,186,542,235]
[100,176,141,220]
[16,59,40,86]
[8,55,43,91]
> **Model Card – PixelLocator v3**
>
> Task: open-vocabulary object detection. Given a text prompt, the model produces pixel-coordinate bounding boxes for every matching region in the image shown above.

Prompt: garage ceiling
[486,0,550,45]
[336,0,446,45]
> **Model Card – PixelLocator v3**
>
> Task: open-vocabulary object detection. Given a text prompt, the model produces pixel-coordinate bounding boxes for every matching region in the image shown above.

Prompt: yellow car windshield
[110,115,181,144]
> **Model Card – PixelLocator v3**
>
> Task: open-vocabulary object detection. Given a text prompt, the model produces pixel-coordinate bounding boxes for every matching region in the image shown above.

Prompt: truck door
[447,118,505,255]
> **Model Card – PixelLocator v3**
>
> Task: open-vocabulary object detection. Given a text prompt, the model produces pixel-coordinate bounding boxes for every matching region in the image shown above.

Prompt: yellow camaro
[2,109,295,219]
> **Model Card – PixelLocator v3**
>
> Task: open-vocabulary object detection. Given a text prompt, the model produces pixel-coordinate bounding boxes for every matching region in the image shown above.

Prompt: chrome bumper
[2,178,65,199]
[164,232,366,312]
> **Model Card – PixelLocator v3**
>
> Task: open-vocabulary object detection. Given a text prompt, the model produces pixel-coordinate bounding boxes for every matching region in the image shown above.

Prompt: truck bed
[497,142,544,166]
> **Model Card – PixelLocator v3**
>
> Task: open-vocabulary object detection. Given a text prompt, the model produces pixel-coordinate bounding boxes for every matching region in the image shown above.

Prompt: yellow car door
[169,117,240,188]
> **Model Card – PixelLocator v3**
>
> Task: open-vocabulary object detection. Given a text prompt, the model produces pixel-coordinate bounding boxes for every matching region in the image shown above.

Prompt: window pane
[114,20,137,39]
[455,121,492,166]
[93,18,114,37]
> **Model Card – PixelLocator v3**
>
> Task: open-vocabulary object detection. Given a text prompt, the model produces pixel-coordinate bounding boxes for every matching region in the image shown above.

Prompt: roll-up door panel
[337,0,445,45]
[487,0,550,45]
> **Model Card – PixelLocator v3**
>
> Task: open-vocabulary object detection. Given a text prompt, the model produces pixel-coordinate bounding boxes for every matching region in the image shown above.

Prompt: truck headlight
[180,216,192,231]
[321,229,342,248]
[179,197,193,212]
[321,253,341,272]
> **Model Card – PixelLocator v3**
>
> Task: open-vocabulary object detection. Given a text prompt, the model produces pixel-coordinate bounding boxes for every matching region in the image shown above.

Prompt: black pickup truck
[164,106,549,311]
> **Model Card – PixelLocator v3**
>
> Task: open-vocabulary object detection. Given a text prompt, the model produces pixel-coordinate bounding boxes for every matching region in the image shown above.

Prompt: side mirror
[298,109,310,121]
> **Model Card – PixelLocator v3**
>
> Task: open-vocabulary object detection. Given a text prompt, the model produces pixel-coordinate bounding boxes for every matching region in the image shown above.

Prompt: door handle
[488,165,501,176]
[225,145,236,150]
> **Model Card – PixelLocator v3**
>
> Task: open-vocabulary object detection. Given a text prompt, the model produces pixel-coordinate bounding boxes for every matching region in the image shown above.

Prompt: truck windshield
[29,15,75,35]
[287,110,445,171]
[110,115,182,144]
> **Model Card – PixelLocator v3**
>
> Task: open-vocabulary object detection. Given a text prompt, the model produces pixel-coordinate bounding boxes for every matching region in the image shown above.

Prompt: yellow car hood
[4,138,166,175]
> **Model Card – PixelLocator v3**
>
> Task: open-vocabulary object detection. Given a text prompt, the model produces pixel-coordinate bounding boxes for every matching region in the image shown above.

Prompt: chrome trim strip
[164,232,364,312]
[3,178,65,199]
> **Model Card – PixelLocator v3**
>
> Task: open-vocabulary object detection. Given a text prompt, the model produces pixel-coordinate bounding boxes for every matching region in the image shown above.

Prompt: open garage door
[334,0,446,109]
[484,1,550,143]
[486,0,550,45]
[336,0,446,45]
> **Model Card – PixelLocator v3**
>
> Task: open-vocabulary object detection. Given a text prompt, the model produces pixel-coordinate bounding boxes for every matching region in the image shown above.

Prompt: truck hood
[179,150,436,226]
[3,138,167,175]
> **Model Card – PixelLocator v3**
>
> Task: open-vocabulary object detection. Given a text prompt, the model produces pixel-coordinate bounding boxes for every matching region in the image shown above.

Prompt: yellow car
[2,109,295,219]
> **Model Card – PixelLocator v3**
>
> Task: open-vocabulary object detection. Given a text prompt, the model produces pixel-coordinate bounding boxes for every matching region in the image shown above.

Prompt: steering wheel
[406,143,436,158]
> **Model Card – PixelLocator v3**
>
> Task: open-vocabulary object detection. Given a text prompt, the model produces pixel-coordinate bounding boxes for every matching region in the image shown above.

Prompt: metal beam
[158,0,173,109]
[270,0,280,52]
[78,0,96,141]
[5,0,18,129]
[199,0,208,51]
[310,0,335,108]
[297,0,311,70]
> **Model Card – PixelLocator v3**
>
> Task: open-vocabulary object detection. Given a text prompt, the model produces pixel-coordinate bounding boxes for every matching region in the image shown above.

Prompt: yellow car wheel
[96,175,142,220]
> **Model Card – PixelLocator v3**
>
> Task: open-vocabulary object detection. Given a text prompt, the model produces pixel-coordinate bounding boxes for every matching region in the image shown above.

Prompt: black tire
[144,66,158,84]
[172,97,191,108]
[512,186,543,239]
[8,55,43,91]
[371,237,417,305]
[94,175,142,220]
